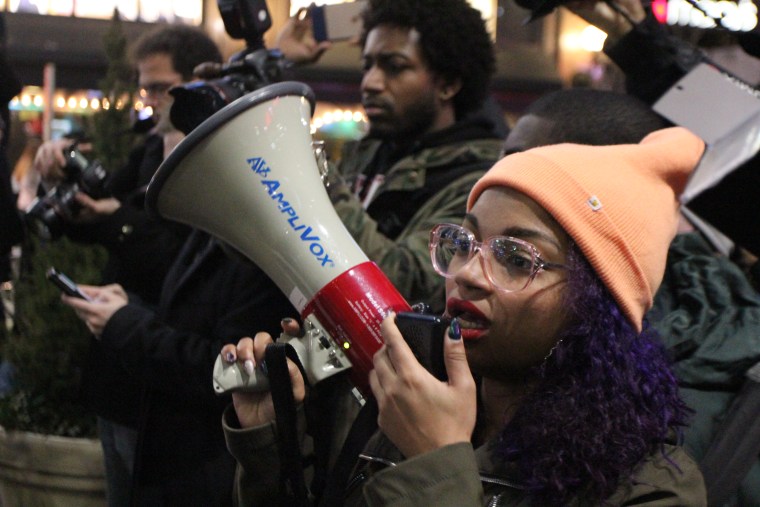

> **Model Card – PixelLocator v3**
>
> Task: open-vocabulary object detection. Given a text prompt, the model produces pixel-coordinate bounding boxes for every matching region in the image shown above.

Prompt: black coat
[0,47,22,281]
[78,134,189,428]
[65,134,189,303]
[99,230,298,506]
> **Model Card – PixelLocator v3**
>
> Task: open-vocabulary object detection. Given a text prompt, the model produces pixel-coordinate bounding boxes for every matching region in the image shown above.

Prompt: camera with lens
[169,0,290,135]
[25,144,109,240]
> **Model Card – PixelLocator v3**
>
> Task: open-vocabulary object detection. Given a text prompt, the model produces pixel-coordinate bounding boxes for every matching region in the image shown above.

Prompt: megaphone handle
[212,352,271,394]
[212,332,303,394]
[212,314,354,394]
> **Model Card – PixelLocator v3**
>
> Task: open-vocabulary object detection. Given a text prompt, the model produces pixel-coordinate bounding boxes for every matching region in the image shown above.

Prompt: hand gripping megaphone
[145,82,412,398]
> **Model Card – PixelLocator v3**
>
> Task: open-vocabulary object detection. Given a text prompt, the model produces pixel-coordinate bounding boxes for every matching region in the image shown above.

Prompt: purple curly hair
[494,242,691,505]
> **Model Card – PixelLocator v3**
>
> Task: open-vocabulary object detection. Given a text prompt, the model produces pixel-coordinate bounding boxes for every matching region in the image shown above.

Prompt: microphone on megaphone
[145,81,413,399]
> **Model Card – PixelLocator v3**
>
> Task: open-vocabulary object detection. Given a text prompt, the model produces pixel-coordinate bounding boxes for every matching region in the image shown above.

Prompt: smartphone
[46,267,92,301]
[310,1,367,42]
[395,311,450,381]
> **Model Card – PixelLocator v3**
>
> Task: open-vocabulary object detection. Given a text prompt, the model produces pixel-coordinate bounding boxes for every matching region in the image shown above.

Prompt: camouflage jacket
[326,124,503,312]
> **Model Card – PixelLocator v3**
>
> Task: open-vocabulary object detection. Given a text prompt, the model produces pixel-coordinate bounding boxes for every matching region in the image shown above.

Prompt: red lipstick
[445,298,489,340]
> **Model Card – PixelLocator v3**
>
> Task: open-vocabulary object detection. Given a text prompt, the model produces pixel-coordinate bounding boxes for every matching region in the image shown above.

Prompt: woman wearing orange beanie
[223,127,708,506]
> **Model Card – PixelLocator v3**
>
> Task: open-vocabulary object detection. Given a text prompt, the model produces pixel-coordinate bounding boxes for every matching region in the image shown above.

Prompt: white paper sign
[653,62,760,203]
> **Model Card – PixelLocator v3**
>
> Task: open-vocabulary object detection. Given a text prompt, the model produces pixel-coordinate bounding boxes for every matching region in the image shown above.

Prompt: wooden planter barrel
[0,426,106,506]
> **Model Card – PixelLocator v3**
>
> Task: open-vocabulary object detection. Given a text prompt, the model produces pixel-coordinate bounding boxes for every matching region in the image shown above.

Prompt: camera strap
[318,396,378,507]
[265,341,311,507]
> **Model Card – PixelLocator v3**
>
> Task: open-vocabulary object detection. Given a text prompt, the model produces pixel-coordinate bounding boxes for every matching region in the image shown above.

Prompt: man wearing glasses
[30,25,221,301]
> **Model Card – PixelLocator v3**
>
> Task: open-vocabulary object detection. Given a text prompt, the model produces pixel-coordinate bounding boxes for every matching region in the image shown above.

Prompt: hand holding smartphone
[309,1,366,42]
[395,311,450,381]
[46,267,92,301]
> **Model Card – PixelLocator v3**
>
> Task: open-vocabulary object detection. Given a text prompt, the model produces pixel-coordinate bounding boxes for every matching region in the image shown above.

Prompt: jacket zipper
[350,453,525,505]
[345,471,367,494]
[481,474,525,489]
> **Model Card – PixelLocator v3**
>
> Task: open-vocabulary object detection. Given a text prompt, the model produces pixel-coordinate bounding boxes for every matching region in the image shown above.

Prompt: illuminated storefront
[3,0,202,24]
[652,0,758,32]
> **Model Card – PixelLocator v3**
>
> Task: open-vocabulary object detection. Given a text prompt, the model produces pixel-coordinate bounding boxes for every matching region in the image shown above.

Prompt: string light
[309,107,367,138]
[10,88,368,139]
[311,108,366,129]
[9,87,145,114]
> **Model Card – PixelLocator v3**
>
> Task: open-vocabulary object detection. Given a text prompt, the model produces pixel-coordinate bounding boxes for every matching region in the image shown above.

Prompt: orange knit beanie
[467,127,705,332]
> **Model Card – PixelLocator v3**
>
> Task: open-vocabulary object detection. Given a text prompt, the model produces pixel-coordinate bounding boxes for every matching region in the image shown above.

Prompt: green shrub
[0,9,135,438]
[0,236,105,437]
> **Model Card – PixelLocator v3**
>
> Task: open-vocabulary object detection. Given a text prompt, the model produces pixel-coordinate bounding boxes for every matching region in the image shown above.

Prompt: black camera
[169,0,290,135]
[25,144,108,240]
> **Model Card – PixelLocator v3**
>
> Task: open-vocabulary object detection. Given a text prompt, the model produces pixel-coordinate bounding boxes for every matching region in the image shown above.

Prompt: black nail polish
[448,318,461,341]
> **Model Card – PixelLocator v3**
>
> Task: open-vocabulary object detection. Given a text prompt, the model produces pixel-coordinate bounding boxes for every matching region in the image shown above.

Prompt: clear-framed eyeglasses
[429,223,567,293]
[139,81,177,98]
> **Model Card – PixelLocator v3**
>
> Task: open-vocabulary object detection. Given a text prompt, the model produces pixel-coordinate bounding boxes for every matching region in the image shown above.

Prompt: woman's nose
[453,249,491,292]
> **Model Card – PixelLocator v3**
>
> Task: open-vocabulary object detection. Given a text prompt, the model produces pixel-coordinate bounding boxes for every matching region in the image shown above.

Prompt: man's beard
[368,94,438,143]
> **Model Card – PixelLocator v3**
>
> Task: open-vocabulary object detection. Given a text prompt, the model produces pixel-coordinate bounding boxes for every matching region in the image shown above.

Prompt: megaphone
[145,81,412,397]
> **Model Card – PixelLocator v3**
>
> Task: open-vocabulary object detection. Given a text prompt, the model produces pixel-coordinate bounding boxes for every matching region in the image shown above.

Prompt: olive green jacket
[350,434,705,507]
[327,135,503,311]
[222,405,706,507]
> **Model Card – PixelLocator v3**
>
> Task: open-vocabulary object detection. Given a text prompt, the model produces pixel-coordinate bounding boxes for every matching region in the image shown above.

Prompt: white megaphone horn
[145,82,412,397]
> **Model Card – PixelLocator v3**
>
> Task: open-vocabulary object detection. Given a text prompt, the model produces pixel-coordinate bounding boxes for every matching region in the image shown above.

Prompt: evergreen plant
[0,9,136,437]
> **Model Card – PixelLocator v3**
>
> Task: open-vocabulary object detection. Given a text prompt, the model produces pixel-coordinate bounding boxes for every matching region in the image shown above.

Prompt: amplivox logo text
[247,157,335,268]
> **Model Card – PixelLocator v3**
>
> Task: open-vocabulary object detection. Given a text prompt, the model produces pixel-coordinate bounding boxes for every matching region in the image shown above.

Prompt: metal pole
[42,62,55,142]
